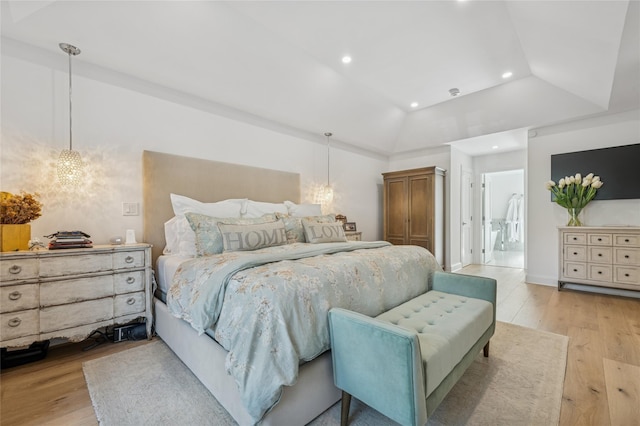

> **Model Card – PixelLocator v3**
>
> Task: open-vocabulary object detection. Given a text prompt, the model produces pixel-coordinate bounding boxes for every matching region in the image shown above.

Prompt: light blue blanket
[167,241,441,424]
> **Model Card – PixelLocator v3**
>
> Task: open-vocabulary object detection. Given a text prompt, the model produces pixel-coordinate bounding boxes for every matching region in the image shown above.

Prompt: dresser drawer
[40,275,114,307]
[40,253,112,277]
[40,298,113,333]
[114,292,145,317]
[114,251,145,270]
[1,309,38,341]
[114,271,145,294]
[589,264,613,282]
[0,258,38,283]
[0,284,38,313]
[588,246,612,264]
[614,266,640,285]
[564,262,587,279]
[615,234,640,247]
[564,245,587,262]
[614,247,639,265]
[588,233,613,246]
[565,233,587,245]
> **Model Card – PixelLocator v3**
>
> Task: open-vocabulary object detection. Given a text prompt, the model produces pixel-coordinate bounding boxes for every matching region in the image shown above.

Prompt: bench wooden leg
[341,391,352,426]
[483,341,490,357]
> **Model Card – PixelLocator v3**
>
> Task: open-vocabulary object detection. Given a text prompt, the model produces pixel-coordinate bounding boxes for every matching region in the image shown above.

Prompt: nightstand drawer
[614,248,639,265]
[615,266,640,285]
[40,298,113,333]
[589,264,612,282]
[40,275,113,307]
[0,259,38,283]
[588,247,612,264]
[40,253,112,277]
[114,292,145,317]
[114,251,145,269]
[0,284,38,313]
[114,271,145,294]
[588,233,612,246]
[564,245,586,262]
[564,262,586,279]
[1,309,38,340]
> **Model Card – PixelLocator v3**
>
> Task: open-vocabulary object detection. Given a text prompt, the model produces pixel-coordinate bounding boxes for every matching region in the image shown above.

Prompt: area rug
[83,321,568,425]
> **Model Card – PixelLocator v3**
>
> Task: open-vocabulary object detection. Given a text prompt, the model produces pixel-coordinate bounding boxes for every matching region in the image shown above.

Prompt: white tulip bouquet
[545,173,603,226]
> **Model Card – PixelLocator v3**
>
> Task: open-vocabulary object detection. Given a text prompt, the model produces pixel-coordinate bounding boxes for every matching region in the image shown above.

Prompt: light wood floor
[1,264,639,425]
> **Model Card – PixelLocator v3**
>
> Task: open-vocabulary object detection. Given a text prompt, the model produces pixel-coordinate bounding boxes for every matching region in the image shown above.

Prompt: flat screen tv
[550,143,640,200]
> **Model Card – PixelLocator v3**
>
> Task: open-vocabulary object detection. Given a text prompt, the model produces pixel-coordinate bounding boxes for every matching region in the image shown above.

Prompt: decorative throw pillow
[284,201,323,217]
[185,212,277,256]
[276,213,336,243]
[217,220,288,252]
[302,220,347,244]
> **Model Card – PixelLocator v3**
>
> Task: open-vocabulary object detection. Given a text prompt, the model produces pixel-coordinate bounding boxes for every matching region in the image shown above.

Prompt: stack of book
[47,231,93,249]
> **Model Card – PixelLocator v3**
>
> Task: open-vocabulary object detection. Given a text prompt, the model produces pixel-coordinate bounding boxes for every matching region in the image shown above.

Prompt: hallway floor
[486,249,524,268]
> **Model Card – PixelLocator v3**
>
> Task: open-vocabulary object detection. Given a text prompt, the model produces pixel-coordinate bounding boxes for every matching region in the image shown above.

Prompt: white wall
[526,110,640,286]
[1,42,387,246]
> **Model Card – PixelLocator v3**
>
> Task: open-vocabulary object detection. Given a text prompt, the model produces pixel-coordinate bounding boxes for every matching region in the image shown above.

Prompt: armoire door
[408,173,433,251]
[384,176,407,245]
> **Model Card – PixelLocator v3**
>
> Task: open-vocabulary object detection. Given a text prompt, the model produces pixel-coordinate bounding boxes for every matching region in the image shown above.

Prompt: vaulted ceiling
[2,1,639,156]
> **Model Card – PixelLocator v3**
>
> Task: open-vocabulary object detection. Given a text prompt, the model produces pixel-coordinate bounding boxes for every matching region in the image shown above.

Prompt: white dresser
[0,244,153,347]
[558,226,640,292]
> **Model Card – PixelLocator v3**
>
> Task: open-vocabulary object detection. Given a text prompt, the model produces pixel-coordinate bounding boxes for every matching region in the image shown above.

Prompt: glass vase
[567,208,584,226]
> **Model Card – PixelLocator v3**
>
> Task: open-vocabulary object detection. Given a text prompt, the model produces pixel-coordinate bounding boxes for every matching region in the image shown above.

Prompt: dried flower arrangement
[0,191,43,224]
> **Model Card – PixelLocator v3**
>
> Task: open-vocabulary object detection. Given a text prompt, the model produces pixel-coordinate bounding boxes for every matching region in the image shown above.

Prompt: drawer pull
[625,255,630,259]
[625,273,630,277]
[8,265,22,274]
[126,297,136,305]
[8,291,22,301]
[573,269,578,272]
[573,237,577,241]
[126,276,136,284]
[598,253,603,257]
[8,318,21,327]
[625,239,630,242]
[125,256,134,264]
[573,252,578,255]
[598,271,603,274]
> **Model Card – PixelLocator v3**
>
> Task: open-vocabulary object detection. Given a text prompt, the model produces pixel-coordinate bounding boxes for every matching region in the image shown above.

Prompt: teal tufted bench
[328,271,497,426]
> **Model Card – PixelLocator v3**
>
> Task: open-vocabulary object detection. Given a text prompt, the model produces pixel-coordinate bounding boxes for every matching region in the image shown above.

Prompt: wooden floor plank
[603,358,640,426]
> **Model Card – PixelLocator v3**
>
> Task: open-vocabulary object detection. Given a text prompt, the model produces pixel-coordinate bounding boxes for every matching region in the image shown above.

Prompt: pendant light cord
[68,50,73,151]
[324,132,332,186]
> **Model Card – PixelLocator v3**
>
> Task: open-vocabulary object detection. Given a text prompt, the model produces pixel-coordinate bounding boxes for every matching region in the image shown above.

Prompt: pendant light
[316,132,334,203]
[57,42,84,186]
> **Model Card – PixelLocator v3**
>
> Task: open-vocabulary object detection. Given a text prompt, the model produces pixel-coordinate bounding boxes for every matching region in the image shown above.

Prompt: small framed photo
[344,222,357,232]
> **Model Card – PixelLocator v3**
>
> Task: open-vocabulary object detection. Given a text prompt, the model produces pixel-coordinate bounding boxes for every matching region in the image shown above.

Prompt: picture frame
[344,222,357,232]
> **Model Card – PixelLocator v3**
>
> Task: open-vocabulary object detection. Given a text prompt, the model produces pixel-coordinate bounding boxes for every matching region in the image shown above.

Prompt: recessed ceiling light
[492,145,499,149]
[449,88,460,97]
[502,71,513,79]
[410,102,419,108]
[341,56,352,64]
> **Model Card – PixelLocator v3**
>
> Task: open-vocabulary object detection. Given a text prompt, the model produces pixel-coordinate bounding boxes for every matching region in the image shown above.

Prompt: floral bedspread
[167,241,441,424]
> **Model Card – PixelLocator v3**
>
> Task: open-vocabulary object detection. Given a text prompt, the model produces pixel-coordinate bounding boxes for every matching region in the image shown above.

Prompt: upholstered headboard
[142,150,300,266]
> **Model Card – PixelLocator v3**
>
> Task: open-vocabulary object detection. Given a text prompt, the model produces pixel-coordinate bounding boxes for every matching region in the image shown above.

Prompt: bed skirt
[154,298,341,425]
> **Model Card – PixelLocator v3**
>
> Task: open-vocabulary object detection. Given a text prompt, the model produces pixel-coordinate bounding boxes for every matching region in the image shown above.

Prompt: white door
[461,169,473,267]
[482,174,494,264]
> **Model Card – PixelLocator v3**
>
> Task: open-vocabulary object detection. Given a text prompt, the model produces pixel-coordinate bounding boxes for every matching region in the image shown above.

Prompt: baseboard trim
[449,262,463,272]
[525,274,557,287]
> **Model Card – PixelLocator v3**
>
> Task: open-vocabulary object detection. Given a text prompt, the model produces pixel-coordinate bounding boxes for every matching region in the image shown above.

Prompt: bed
[142,151,441,425]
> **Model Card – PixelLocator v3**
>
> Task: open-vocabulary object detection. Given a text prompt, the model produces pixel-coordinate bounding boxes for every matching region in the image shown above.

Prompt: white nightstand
[0,243,153,347]
[345,231,362,241]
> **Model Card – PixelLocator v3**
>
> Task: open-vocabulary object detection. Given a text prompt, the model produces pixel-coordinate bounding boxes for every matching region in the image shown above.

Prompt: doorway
[481,169,524,268]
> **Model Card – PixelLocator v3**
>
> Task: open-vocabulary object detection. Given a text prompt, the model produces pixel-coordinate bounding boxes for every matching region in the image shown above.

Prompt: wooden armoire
[382,166,445,266]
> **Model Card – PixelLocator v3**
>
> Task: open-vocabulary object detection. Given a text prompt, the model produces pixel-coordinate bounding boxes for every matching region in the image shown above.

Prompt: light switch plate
[122,202,139,216]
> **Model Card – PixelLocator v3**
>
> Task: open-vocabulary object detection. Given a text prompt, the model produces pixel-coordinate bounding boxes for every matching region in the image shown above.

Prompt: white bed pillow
[170,193,246,217]
[164,194,247,256]
[243,200,288,218]
[284,201,322,217]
